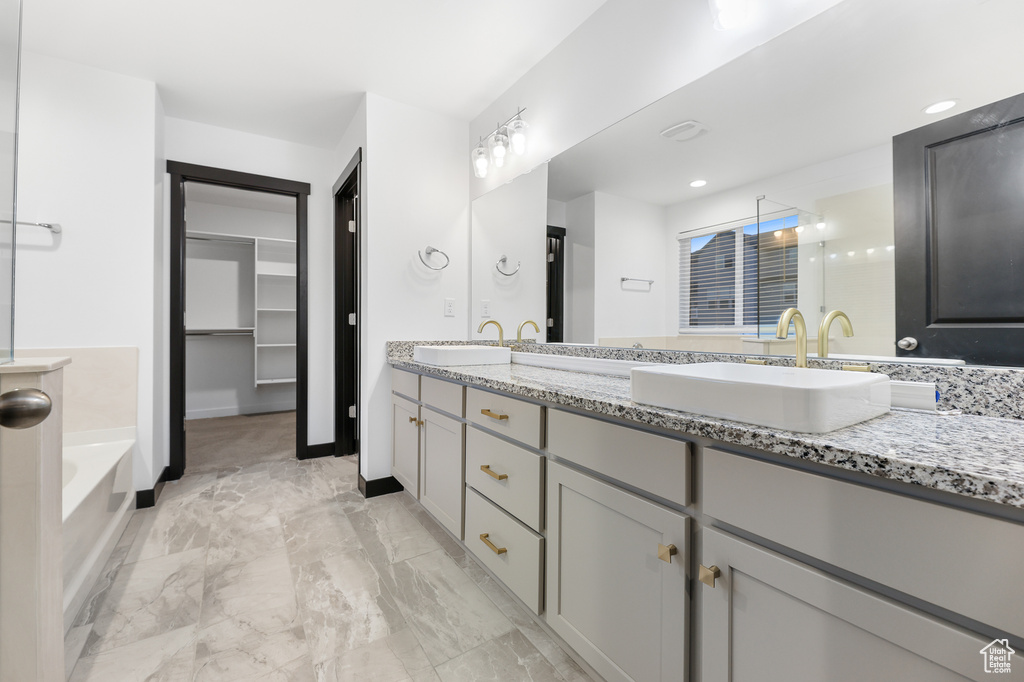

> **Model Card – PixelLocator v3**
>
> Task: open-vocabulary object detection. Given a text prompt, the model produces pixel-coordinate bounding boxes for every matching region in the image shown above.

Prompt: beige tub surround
[0,357,70,682]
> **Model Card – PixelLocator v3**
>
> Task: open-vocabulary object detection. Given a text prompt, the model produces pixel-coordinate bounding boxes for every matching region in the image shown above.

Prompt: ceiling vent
[660,120,709,142]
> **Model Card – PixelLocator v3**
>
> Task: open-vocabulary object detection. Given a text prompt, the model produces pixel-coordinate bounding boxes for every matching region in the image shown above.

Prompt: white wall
[470,0,846,198]
[565,194,595,343]
[164,116,337,445]
[471,166,548,341]
[15,52,161,490]
[357,94,470,482]
[593,192,668,340]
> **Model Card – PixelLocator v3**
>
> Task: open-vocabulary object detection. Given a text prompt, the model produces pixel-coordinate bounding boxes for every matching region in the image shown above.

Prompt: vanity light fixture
[689,179,707,188]
[472,108,528,177]
[708,0,749,30]
[924,99,958,115]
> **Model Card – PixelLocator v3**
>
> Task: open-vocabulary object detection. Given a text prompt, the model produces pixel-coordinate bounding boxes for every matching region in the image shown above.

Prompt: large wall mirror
[472,0,1024,365]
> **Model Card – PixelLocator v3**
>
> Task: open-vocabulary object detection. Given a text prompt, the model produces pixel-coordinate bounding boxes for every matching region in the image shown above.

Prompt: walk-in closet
[183,182,298,471]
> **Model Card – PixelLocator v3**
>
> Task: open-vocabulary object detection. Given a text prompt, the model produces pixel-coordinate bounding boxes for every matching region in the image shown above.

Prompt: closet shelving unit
[185,229,297,387]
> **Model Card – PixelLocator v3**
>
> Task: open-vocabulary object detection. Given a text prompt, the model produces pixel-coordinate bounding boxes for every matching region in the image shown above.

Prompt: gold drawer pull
[480,465,508,481]
[658,543,677,564]
[480,408,509,421]
[480,533,507,555]
[699,564,721,588]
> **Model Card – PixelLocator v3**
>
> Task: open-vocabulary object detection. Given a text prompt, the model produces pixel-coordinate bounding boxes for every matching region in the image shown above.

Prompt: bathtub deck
[63,454,595,682]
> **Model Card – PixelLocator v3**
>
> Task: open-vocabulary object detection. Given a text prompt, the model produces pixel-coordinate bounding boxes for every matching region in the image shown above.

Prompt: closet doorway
[168,162,311,480]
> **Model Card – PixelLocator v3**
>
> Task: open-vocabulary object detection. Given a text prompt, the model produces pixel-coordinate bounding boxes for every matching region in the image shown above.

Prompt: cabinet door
[546,460,689,682]
[701,527,993,682]
[391,395,419,496]
[420,408,465,539]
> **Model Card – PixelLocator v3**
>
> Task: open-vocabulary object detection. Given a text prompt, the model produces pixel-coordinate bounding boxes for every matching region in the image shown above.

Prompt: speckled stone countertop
[390,355,1024,510]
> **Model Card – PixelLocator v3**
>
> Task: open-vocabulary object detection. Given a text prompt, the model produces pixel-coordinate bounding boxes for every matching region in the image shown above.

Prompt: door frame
[333,149,361,460]
[546,225,566,343]
[167,161,312,480]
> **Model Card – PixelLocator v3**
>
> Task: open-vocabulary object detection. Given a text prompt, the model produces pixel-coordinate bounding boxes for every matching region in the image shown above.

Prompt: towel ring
[495,255,520,277]
[418,246,450,271]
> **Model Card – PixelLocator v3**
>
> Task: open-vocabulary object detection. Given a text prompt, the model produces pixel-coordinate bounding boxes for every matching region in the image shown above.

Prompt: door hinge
[348,313,356,326]
[547,318,554,327]
[348,405,357,418]
[347,220,356,233]
[547,253,555,262]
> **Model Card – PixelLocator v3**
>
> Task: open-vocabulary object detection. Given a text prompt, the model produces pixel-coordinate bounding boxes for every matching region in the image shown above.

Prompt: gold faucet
[517,320,540,343]
[818,310,854,359]
[775,308,808,368]
[478,319,504,347]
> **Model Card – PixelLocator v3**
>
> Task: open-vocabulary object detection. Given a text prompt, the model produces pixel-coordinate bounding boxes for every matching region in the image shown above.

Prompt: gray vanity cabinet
[391,394,420,496]
[546,459,689,682]
[700,527,989,681]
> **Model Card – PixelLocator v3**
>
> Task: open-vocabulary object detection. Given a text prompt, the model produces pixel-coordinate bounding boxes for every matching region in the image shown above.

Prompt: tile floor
[64,454,596,681]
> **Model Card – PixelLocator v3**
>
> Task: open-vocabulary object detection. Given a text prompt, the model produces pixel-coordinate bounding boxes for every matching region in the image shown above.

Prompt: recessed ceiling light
[886,245,895,252]
[816,222,826,230]
[866,248,875,254]
[829,253,837,259]
[690,179,707,188]
[661,120,709,142]
[924,100,958,115]
[847,251,856,257]
[794,226,804,233]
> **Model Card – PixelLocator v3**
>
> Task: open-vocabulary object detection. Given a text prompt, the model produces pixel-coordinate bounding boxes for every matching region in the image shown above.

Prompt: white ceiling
[548,0,1024,207]
[21,0,608,148]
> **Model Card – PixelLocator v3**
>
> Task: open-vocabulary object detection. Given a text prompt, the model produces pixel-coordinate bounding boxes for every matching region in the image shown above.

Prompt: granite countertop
[391,358,1024,510]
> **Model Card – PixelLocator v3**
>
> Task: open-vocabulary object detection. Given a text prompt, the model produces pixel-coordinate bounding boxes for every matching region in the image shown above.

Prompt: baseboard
[184,402,297,420]
[359,474,404,498]
[136,465,171,509]
[301,442,335,460]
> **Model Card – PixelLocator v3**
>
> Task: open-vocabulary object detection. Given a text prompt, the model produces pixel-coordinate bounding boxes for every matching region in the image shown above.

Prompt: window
[679,213,801,333]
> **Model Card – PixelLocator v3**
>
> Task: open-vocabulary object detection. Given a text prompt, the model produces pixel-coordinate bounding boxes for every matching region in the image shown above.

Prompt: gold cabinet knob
[658,543,678,564]
[699,564,721,588]
[480,533,507,555]
[480,464,508,481]
[408,416,417,423]
[417,420,425,427]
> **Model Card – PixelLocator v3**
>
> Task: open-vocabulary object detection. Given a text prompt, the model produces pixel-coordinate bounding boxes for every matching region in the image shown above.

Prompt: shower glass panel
[0,0,21,364]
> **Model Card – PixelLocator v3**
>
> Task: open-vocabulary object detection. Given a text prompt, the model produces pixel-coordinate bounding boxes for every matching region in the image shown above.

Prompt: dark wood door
[546,226,565,343]
[894,91,1024,365]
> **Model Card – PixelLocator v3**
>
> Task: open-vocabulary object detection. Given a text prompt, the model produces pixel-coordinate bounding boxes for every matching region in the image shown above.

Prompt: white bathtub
[61,428,135,634]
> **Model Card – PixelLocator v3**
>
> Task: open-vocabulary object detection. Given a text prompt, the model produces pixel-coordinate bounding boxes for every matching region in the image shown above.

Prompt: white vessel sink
[631,362,891,433]
[413,345,511,366]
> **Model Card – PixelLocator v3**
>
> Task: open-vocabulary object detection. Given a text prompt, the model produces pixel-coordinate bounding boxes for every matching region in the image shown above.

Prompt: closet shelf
[257,272,297,278]
[256,378,297,385]
[256,343,296,348]
[257,307,297,313]
[186,230,256,244]
[255,236,296,245]
[186,328,254,336]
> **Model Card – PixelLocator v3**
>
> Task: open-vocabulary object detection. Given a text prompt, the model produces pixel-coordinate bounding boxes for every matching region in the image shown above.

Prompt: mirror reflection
[469,0,1024,364]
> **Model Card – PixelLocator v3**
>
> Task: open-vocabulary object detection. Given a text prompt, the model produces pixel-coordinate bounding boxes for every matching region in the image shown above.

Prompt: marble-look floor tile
[124,488,214,564]
[313,629,435,682]
[401,500,467,564]
[201,546,297,629]
[193,603,310,682]
[349,495,442,569]
[85,547,206,656]
[293,549,407,665]
[271,460,353,520]
[73,526,139,628]
[384,549,513,666]
[65,624,92,680]
[70,624,196,682]
[434,629,566,682]
[208,468,282,542]
[282,506,362,568]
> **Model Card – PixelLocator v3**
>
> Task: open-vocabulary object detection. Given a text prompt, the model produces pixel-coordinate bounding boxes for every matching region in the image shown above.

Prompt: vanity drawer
[703,448,1024,638]
[392,368,419,400]
[466,388,543,449]
[547,410,690,507]
[466,427,544,532]
[421,376,464,417]
[465,486,544,615]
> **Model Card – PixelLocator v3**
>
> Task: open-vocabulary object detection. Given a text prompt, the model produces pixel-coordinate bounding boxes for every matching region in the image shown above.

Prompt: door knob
[897,337,918,351]
[0,388,52,429]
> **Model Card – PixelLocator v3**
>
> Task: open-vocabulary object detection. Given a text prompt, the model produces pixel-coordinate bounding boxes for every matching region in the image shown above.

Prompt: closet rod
[186,234,254,244]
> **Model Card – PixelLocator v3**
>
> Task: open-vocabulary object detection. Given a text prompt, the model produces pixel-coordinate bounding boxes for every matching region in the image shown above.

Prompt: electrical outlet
[444,298,455,317]
[481,300,491,318]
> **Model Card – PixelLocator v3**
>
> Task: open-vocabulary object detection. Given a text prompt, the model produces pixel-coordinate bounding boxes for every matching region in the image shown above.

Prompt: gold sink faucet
[517,320,540,343]
[478,319,504,347]
[818,310,854,359]
[776,308,808,368]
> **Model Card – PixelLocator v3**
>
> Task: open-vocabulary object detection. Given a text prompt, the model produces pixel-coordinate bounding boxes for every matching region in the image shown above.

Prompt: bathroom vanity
[388,348,1024,682]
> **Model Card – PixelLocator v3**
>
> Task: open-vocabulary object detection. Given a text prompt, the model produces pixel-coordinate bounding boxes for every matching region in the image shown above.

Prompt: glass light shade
[472,144,489,179]
[489,130,509,167]
[507,117,528,155]
[709,0,748,30]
